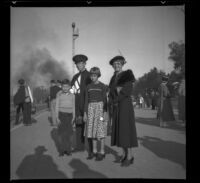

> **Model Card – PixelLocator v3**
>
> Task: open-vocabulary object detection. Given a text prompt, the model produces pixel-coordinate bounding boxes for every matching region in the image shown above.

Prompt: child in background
[83,67,108,161]
[55,79,75,156]
[139,94,144,109]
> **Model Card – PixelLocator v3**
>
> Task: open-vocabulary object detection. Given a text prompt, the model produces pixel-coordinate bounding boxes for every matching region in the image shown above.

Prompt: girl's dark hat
[109,55,126,65]
[73,54,88,64]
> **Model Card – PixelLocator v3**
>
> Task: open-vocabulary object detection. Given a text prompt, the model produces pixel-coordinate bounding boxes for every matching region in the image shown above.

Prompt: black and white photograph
[10,5,185,179]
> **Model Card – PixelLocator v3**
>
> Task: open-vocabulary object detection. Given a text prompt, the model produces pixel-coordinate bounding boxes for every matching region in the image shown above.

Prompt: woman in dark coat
[157,76,175,127]
[108,56,138,167]
[178,77,185,123]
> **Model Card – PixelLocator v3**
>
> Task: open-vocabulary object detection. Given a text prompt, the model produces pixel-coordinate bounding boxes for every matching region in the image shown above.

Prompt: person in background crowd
[157,76,175,127]
[83,67,108,161]
[55,79,75,156]
[144,92,150,108]
[155,91,159,110]
[57,80,62,88]
[139,94,144,109]
[108,56,138,167]
[178,75,185,125]
[50,80,61,126]
[13,79,25,125]
[151,90,157,110]
[13,79,33,125]
[45,96,50,110]
[71,54,93,154]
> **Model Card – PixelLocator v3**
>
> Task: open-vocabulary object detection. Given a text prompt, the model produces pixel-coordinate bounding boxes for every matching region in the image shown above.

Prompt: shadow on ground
[69,158,107,178]
[16,145,67,179]
[48,116,53,126]
[51,127,84,155]
[138,136,186,169]
[104,145,122,163]
[50,128,62,155]
[135,117,185,131]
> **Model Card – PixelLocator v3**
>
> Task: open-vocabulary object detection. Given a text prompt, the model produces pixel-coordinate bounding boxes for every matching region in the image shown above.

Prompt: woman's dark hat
[162,75,169,82]
[109,55,126,65]
[73,54,88,64]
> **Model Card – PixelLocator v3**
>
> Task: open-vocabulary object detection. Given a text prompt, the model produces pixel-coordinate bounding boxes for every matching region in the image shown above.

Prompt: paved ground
[10,108,186,179]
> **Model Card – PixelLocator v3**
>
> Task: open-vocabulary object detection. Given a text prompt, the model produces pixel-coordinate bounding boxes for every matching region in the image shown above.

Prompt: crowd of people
[12,54,185,167]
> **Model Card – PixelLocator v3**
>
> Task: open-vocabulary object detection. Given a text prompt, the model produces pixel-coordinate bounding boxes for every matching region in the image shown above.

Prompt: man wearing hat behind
[13,79,33,125]
[71,54,93,156]
[157,75,175,127]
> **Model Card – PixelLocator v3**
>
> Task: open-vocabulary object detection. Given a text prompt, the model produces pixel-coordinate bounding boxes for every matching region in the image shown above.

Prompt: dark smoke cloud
[12,48,70,88]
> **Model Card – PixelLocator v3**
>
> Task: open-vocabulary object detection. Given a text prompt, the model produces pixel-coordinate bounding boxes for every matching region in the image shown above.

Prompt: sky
[11,6,185,91]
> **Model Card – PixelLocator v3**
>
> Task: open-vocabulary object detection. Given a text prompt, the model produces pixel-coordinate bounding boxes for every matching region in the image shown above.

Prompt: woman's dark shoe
[120,155,127,163]
[121,157,134,167]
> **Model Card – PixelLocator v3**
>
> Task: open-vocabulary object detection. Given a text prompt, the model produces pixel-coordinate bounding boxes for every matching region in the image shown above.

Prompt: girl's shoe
[87,152,97,160]
[95,153,105,161]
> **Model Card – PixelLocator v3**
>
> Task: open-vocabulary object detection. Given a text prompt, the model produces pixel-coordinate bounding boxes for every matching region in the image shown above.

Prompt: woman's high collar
[79,68,86,73]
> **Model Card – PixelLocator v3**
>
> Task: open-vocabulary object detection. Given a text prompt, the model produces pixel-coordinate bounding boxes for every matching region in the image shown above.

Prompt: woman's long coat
[108,70,138,148]
[157,83,175,121]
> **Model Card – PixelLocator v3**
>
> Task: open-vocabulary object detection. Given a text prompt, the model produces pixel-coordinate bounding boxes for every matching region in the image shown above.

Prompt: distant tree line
[132,40,185,99]
[32,86,49,104]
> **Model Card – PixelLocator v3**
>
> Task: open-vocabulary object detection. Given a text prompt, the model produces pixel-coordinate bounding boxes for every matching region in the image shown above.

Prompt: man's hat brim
[73,54,88,64]
[109,55,126,65]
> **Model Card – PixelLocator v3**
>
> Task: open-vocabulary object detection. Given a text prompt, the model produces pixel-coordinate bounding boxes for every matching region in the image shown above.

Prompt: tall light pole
[72,22,79,75]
